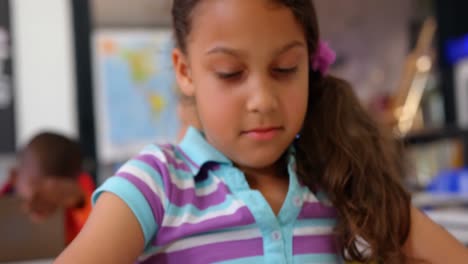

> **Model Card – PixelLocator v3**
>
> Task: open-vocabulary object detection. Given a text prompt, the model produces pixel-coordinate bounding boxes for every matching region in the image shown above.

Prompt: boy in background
[1,132,95,244]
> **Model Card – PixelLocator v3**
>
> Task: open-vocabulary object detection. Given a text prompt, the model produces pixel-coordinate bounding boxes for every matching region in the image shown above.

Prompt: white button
[293,196,302,207]
[272,231,281,241]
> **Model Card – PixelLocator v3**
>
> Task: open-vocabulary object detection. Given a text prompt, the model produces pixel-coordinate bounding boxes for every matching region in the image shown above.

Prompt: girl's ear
[173,48,195,97]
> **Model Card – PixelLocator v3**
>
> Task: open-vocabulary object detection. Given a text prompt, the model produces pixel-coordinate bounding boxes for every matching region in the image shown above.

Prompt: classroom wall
[10,0,78,147]
[6,0,412,148]
[92,0,171,27]
[315,0,411,102]
[92,0,410,103]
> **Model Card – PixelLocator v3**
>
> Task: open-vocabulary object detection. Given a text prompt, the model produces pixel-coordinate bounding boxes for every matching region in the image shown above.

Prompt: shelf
[402,126,468,166]
[403,126,468,145]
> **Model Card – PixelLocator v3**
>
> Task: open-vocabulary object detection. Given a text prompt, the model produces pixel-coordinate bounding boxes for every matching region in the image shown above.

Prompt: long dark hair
[172,0,411,262]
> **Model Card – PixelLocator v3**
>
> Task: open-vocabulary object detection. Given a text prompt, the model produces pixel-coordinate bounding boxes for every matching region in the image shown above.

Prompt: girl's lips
[243,127,282,140]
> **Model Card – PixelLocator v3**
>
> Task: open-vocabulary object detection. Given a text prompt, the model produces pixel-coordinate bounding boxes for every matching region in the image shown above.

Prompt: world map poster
[92,29,180,163]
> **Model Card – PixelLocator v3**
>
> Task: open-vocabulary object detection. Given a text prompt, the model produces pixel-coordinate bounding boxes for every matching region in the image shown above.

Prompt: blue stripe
[195,171,217,188]
[165,194,237,217]
[127,155,217,189]
[137,143,222,196]
[123,159,165,188]
[141,224,259,258]
[140,245,164,259]
[93,177,158,246]
[295,218,337,228]
[167,165,196,180]
[293,253,341,263]
[142,144,197,180]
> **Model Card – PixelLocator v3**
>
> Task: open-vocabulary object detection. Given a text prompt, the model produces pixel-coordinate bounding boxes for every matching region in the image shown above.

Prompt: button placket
[271,230,282,241]
[293,195,302,207]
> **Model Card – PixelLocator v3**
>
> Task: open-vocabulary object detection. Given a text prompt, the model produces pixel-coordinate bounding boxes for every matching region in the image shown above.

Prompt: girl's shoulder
[137,143,192,171]
[124,143,196,186]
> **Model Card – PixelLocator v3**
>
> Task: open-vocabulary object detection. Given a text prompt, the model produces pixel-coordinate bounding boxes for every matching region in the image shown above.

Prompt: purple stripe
[298,202,337,219]
[293,234,338,254]
[141,237,263,264]
[131,154,231,210]
[176,146,200,169]
[161,147,194,172]
[117,174,164,226]
[136,153,190,173]
[132,153,182,208]
[169,181,230,209]
[132,154,173,197]
[155,206,255,246]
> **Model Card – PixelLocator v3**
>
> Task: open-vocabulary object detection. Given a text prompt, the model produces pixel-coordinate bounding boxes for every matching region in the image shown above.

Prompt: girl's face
[173,0,309,175]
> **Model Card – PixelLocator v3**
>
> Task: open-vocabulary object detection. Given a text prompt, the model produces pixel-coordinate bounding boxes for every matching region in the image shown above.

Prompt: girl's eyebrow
[273,40,306,57]
[205,40,306,58]
[205,45,246,58]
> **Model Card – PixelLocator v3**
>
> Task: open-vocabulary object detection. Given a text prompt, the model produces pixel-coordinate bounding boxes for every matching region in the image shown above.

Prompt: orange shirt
[64,172,95,244]
[0,181,14,195]
[1,172,95,244]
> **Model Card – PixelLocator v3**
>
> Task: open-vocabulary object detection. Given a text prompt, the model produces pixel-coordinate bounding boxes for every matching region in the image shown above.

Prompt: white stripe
[164,227,261,253]
[164,148,188,166]
[119,164,168,209]
[169,172,194,189]
[141,148,224,198]
[195,176,223,196]
[303,191,333,206]
[162,199,246,227]
[140,149,197,190]
[303,192,319,203]
[140,147,167,163]
[139,227,261,261]
[293,226,334,236]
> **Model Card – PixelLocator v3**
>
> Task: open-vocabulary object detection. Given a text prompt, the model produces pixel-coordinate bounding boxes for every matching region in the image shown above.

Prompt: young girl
[56,0,468,263]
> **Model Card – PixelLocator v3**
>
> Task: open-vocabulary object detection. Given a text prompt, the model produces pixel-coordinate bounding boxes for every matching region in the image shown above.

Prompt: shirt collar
[177,126,232,175]
[177,126,298,178]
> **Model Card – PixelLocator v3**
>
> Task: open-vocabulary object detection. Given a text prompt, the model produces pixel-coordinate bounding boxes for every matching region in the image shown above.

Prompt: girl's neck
[237,155,289,190]
[238,158,290,216]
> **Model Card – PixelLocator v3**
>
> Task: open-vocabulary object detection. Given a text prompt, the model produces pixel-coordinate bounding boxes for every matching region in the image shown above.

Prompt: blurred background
[0,0,468,263]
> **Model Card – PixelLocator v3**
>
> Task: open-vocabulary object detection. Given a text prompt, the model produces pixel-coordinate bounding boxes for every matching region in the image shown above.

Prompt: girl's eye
[273,66,298,74]
[216,71,243,80]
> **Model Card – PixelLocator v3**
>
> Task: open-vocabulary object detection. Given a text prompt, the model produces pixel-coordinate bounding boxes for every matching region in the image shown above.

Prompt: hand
[21,197,58,223]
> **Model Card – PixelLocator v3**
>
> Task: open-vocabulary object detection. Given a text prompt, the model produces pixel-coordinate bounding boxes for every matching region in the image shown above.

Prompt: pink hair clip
[311,41,336,76]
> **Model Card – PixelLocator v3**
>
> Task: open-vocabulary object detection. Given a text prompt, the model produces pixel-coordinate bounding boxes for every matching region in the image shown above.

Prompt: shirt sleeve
[92,145,169,247]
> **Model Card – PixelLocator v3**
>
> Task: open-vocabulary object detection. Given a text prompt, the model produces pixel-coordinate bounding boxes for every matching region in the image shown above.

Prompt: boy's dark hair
[20,132,83,179]
[172,0,412,262]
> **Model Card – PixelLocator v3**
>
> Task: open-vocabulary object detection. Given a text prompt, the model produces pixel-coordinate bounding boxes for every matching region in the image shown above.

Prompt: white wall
[10,0,78,147]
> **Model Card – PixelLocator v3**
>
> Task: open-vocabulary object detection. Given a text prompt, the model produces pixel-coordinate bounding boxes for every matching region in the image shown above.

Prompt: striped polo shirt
[93,127,341,263]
